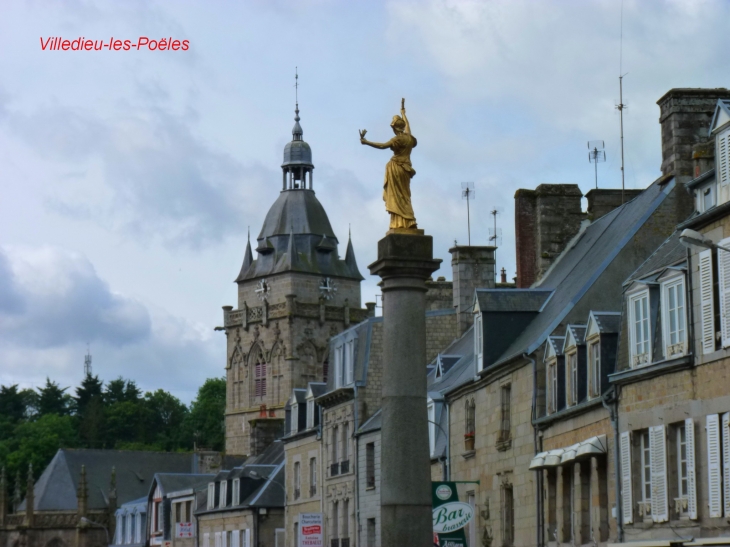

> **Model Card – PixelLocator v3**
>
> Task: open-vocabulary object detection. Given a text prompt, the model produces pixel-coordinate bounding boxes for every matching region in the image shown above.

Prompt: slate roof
[547,336,565,357]
[566,325,587,346]
[591,312,621,334]
[152,474,215,498]
[196,441,285,514]
[475,289,553,312]
[624,230,686,285]
[307,382,327,398]
[22,449,195,511]
[488,176,676,368]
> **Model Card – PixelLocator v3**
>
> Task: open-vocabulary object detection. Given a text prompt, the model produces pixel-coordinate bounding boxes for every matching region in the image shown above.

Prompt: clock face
[255,279,270,300]
[319,277,338,300]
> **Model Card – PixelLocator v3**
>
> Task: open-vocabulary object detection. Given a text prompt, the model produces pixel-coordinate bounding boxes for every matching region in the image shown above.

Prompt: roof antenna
[489,206,503,282]
[616,0,628,204]
[588,141,606,189]
[461,182,475,245]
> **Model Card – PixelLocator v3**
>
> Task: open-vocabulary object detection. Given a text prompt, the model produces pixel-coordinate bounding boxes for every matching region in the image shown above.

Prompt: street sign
[176,523,194,538]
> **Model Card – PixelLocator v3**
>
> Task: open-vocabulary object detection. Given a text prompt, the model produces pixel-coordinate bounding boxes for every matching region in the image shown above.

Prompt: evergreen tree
[73,373,103,415]
[0,385,26,424]
[143,390,188,450]
[36,378,70,416]
[104,377,141,405]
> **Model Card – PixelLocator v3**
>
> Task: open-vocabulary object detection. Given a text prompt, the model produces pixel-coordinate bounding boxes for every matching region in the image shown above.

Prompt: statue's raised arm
[359,98,419,233]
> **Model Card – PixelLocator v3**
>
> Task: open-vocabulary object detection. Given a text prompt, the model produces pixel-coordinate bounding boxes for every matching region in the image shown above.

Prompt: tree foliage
[0,375,226,499]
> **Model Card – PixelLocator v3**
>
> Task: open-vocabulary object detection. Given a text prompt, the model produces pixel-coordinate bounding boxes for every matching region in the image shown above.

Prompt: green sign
[432,482,470,547]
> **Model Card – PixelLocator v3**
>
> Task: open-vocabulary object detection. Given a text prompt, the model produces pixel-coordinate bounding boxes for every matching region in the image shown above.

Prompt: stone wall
[283,432,322,547]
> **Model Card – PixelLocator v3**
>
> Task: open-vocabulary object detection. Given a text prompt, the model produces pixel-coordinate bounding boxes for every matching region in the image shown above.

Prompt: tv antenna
[461,182,475,245]
[616,0,627,204]
[489,206,503,280]
[84,345,92,377]
[588,141,606,189]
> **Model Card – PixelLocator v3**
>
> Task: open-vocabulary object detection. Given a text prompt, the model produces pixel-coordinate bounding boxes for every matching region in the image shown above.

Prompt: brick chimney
[449,246,495,337]
[657,88,730,182]
[584,189,643,221]
[515,184,584,288]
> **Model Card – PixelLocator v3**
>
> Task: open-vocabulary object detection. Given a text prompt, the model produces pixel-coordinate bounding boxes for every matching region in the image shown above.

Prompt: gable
[711,99,730,134]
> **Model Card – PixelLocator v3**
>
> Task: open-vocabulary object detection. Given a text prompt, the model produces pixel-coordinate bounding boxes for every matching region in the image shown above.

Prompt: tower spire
[292,67,303,141]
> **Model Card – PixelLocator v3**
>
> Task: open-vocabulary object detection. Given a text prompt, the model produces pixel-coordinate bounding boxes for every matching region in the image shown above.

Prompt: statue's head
[390,115,406,134]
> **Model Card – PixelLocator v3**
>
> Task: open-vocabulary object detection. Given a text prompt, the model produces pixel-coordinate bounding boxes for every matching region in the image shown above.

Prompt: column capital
[368,233,441,287]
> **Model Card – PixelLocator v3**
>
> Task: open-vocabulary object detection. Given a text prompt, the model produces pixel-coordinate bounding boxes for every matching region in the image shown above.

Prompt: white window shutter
[222,531,228,547]
[620,431,633,524]
[244,529,251,547]
[699,249,716,354]
[719,130,729,186]
[231,530,240,547]
[685,418,698,519]
[719,241,730,348]
[707,414,723,517]
[721,412,730,518]
[203,533,210,547]
[649,425,669,522]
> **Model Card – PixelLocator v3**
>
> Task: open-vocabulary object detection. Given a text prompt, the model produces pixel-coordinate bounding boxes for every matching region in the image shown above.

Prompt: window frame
[207,483,215,509]
[588,339,600,399]
[306,399,315,429]
[499,384,511,441]
[294,461,301,500]
[291,403,298,434]
[661,275,687,359]
[309,457,317,496]
[547,358,558,414]
[475,312,484,371]
[219,480,227,508]
[640,431,651,505]
[566,351,578,407]
[628,289,651,367]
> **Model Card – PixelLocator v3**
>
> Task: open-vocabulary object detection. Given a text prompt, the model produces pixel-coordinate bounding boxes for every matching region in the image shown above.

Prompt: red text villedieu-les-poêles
[40,37,190,51]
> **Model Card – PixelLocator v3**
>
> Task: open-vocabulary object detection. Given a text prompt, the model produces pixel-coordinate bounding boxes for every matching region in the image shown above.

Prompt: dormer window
[207,483,215,509]
[291,403,299,434]
[547,359,558,413]
[698,183,716,213]
[566,351,578,406]
[475,312,484,371]
[588,341,600,398]
[307,399,315,429]
[219,480,227,508]
[629,290,651,367]
[334,345,343,388]
[232,479,240,506]
[661,277,686,358]
[345,340,354,384]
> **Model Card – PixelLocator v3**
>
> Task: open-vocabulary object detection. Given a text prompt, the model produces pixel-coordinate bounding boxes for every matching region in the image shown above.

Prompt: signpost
[432,482,473,547]
[298,513,323,547]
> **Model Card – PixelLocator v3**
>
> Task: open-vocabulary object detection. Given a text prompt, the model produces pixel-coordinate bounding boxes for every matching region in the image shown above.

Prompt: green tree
[104,377,141,405]
[183,378,226,451]
[36,378,71,417]
[0,385,26,424]
[73,373,103,415]
[143,390,188,450]
[105,401,146,448]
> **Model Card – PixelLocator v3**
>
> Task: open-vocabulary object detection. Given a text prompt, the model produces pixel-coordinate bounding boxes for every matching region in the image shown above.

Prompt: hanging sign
[432,482,470,547]
[298,513,323,547]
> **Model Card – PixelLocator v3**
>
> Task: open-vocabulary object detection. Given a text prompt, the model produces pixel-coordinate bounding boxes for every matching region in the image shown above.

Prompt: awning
[576,435,608,459]
[529,452,547,470]
[560,444,580,464]
[543,449,565,467]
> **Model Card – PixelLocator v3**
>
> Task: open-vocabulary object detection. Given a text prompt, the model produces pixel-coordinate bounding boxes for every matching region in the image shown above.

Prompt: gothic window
[270,343,285,406]
[230,347,244,410]
[250,344,267,403]
[299,342,318,387]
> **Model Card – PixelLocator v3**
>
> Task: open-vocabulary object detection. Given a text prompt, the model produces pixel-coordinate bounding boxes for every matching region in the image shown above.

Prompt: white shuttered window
[718,129,729,187]
[620,431,633,524]
[649,425,669,522]
[720,412,730,518]
[707,414,723,517]
[203,533,210,547]
[718,239,730,347]
[231,530,240,547]
[699,249,716,354]
[684,419,698,519]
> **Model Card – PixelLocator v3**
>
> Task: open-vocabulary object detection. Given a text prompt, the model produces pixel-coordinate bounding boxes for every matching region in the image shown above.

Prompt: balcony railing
[341,538,350,547]
[340,460,350,474]
[330,463,339,477]
[330,539,340,547]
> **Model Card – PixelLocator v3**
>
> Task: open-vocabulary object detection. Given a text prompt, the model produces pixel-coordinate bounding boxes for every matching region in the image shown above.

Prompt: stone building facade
[222,106,370,456]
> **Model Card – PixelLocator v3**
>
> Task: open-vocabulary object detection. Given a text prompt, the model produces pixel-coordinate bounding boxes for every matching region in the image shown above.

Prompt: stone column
[556,466,564,544]
[369,233,441,547]
[573,462,585,546]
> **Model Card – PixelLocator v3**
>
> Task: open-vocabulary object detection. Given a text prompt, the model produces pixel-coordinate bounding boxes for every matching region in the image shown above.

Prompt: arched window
[250,344,267,403]
[299,342,318,387]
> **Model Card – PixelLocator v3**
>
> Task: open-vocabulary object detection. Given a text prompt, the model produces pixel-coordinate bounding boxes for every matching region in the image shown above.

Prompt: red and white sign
[298,513,323,547]
[176,523,194,538]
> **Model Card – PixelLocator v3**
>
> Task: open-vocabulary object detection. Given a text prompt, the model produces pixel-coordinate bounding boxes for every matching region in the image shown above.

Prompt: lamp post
[679,229,730,252]
[80,516,110,546]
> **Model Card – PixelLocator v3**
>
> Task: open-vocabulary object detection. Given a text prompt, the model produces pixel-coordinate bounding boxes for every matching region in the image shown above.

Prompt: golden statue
[360,98,420,232]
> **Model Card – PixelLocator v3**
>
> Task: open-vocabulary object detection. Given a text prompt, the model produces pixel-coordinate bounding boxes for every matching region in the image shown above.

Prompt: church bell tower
[222,104,367,456]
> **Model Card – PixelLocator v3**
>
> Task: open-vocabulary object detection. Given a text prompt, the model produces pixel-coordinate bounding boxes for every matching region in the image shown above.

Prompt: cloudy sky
[1,0,728,402]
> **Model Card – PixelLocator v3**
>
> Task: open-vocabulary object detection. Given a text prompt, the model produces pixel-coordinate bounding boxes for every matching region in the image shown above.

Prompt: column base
[381,504,433,547]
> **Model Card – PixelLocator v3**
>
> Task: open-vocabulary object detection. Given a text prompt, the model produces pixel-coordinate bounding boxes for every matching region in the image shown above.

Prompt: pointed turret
[345,232,363,279]
[77,465,88,517]
[24,464,33,526]
[235,230,255,282]
[13,471,21,513]
[0,467,7,525]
